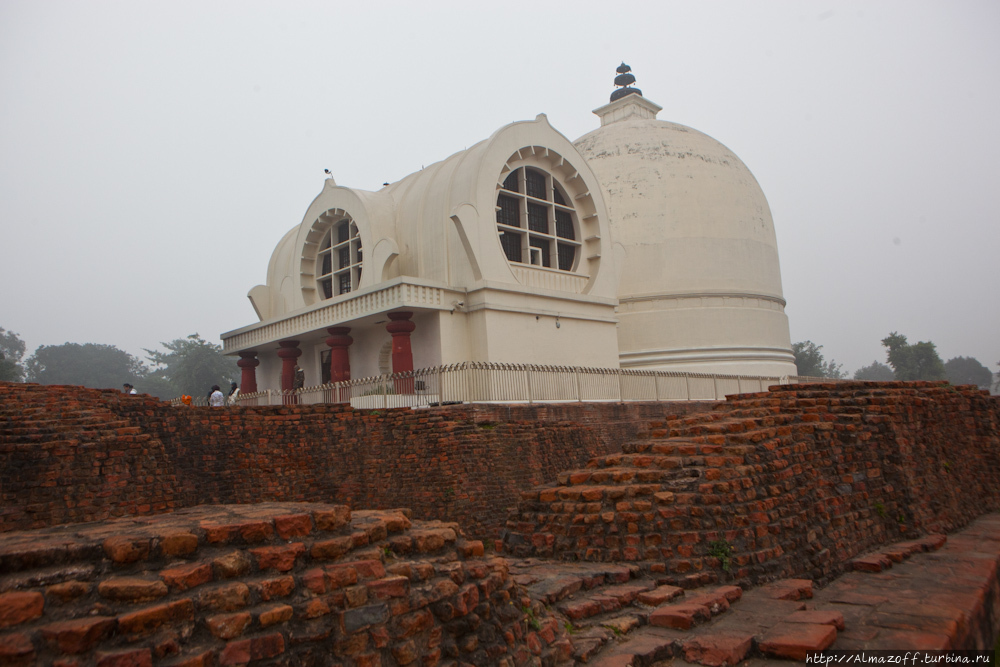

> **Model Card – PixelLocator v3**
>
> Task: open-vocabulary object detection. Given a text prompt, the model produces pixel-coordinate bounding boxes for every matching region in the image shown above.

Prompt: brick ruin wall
[505,381,1000,587]
[0,503,575,666]
[0,382,714,539]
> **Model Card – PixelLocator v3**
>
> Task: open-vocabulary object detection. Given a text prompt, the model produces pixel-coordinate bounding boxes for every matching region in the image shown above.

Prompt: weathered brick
[0,592,43,628]
[206,612,252,639]
[258,604,294,627]
[274,513,313,539]
[392,640,420,665]
[367,576,409,600]
[254,575,295,601]
[759,621,837,660]
[314,506,351,532]
[311,536,354,560]
[196,583,250,612]
[250,543,306,572]
[98,577,168,602]
[395,608,433,639]
[118,599,195,638]
[342,603,389,633]
[682,634,753,667]
[158,532,198,557]
[649,603,711,630]
[40,617,116,653]
[95,648,153,667]
[0,631,35,664]
[213,551,252,579]
[46,580,91,602]
[103,536,151,564]
[326,564,360,590]
[161,562,213,591]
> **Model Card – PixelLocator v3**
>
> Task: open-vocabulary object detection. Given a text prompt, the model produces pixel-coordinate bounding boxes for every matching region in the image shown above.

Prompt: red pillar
[277,340,302,405]
[237,351,259,394]
[386,311,415,393]
[325,327,353,382]
[326,327,353,403]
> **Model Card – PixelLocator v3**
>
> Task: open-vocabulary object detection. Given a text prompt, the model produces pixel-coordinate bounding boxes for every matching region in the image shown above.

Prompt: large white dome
[574,92,796,376]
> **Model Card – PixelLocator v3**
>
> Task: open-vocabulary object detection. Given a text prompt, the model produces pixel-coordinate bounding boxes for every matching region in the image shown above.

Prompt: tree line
[0,328,236,400]
[793,333,997,390]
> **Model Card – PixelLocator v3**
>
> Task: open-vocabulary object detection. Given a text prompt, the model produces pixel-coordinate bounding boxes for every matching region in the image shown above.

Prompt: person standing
[123,383,137,395]
[227,381,240,406]
[209,385,225,407]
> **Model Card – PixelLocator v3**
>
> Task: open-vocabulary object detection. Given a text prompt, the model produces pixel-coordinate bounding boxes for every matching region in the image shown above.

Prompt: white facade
[222,81,796,391]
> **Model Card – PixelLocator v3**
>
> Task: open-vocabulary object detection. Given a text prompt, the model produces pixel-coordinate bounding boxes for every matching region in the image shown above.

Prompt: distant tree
[792,341,845,378]
[853,361,894,381]
[25,343,146,389]
[0,327,27,382]
[131,376,179,401]
[145,334,237,398]
[943,357,992,389]
[881,332,945,381]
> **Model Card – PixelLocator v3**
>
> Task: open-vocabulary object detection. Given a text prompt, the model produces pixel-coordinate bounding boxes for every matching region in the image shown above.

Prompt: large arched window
[317,218,362,299]
[496,167,580,271]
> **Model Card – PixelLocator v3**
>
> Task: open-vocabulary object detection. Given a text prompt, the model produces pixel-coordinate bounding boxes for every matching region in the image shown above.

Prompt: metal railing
[165,362,855,409]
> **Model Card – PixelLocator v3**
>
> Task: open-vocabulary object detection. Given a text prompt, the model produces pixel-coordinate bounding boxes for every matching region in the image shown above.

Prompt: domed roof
[573,90,795,375]
[574,108,784,300]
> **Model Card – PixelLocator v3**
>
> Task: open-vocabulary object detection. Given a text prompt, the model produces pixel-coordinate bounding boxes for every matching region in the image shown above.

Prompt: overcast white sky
[1,0,997,376]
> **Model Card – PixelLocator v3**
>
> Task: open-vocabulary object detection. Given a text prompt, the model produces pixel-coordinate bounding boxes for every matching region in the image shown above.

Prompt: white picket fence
[169,362,845,409]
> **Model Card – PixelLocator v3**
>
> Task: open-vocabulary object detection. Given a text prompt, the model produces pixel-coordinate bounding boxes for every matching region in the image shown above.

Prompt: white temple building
[221,66,797,393]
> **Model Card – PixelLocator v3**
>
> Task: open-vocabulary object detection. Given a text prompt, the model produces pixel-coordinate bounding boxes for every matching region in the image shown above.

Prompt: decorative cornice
[222,279,460,354]
[618,291,787,309]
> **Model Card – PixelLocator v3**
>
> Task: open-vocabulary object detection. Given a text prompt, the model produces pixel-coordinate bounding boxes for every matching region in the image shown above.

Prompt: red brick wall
[0,382,714,538]
[504,382,1000,585]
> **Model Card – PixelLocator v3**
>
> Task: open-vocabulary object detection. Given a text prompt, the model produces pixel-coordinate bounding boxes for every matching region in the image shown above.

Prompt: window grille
[557,243,576,271]
[525,169,546,199]
[503,172,519,192]
[555,210,574,239]
[497,195,520,227]
[528,203,548,233]
[316,218,362,300]
[500,230,522,262]
[496,165,580,274]
[529,237,550,267]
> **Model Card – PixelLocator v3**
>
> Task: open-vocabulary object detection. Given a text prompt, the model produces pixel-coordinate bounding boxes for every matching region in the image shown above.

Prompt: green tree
[0,327,27,382]
[853,361,894,381]
[943,356,992,389]
[25,343,146,389]
[881,332,945,381]
[792,341,845,378]
[145,334,237,397]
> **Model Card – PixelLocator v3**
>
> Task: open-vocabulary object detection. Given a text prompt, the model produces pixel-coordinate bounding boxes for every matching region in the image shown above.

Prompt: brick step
[558,580,659,621]
[849,533,946,572]
[552,466,703,487]
[510,561,639,605]
[585,578,843,666]
[624,440,758,460]
[581,453,710,472]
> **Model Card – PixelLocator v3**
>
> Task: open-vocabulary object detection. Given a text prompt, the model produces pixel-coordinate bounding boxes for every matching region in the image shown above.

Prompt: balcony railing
[169,363,848,409]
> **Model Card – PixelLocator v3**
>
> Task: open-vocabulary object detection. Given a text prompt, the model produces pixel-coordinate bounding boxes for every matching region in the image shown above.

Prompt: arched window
[496,167,580,271]
[317,219,362,299]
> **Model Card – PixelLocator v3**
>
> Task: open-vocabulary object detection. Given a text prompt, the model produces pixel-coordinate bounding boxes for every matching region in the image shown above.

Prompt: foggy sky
[1,0,998,377]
